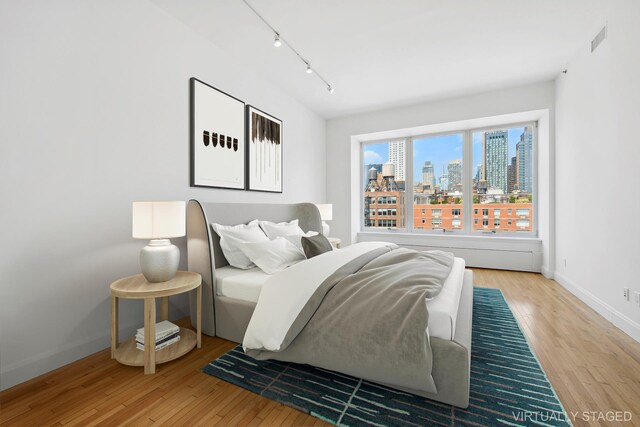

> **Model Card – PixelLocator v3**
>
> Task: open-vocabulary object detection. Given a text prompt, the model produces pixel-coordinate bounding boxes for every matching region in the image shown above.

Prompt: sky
[363,127,526,184]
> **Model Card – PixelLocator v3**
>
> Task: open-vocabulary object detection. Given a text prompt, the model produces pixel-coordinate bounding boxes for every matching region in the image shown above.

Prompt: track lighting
[241,0,334,94]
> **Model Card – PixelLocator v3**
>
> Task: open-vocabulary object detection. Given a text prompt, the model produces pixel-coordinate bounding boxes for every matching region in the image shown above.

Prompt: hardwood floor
[474,269,640,427]
[1,269,639,426]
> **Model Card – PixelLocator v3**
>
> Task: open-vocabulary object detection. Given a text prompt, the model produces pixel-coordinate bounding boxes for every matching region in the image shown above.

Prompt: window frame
[361,137,408,232]
[360,121,538,238]
[407,130,466,235]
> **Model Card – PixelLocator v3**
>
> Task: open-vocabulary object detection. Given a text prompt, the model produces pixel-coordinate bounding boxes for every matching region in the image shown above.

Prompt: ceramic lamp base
[140,239,179,283]
[322,221,330,236]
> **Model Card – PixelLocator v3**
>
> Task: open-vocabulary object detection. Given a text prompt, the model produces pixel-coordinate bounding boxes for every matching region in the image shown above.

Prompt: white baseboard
[541,266,554,279]
[0,304,189,391]
[554,272,640,343]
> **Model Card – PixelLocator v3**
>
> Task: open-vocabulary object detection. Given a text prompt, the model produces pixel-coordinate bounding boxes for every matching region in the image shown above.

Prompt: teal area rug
[203,288,572,426]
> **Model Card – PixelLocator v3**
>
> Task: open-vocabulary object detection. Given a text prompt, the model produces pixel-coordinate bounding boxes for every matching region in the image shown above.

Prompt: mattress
[216,266,269,303]
[215,256,466,341]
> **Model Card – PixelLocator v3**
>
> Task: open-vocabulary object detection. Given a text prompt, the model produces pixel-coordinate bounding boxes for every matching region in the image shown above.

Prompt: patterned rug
[203,288,572,426]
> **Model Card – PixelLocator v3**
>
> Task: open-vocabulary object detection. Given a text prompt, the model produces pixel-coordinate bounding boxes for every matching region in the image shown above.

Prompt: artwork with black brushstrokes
[246,105,282,193]
[190,77,245,189]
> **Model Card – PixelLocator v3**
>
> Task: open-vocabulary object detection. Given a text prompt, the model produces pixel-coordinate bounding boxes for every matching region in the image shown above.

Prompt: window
[363,140,406,229]
[413,133,464,231]
[473,125,534,233]
[362,123,536,236]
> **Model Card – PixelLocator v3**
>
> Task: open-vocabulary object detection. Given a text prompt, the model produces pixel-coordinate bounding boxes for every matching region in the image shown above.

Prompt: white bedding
[244,242,396,351]
[216,266,267,302]
[426,257,465,340]
[217,250,466,342]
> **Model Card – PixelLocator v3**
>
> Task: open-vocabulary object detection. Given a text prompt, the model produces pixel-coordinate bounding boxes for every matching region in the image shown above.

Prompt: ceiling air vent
[591,26,607,53]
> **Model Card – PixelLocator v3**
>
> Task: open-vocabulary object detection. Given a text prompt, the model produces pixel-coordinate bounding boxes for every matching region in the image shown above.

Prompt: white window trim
[359,121,538,238]
[349,108,552,276]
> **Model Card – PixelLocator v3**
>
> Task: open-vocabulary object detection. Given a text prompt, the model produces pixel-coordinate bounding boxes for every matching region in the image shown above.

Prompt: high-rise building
[516,126,533,193]
[439,165,448,191]
[475,164,482,184]
[388,141,405,181]
[447,159,462,191]
[422,161,435,193]
[507,156,517,192]
[483,130,508,193]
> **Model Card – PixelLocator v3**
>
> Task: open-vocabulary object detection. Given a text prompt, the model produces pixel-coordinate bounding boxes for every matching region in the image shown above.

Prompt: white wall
[326,82,555,272]
[0,0,326,390]
[555,0,640,341]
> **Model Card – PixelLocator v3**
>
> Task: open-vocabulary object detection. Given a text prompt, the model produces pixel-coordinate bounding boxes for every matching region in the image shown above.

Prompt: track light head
[241,0,334,94]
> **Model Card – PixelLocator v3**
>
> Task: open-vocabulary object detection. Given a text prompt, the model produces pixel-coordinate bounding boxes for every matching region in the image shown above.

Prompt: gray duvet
[245,246,454,395]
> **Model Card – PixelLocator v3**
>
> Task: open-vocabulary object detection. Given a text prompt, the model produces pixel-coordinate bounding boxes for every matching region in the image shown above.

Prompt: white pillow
[259,219,304,239]
[283,231,319,250]
[211,220,269,269]
[238,237,306,274]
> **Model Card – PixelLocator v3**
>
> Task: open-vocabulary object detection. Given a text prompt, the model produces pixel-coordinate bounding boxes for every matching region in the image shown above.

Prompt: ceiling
[152,0,606,119]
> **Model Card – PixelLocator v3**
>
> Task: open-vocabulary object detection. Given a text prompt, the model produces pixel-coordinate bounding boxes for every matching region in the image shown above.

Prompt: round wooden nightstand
[110,271,202,374]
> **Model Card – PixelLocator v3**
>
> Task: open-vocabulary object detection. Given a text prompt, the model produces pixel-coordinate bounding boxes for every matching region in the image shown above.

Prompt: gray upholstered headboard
[186,199,323,335]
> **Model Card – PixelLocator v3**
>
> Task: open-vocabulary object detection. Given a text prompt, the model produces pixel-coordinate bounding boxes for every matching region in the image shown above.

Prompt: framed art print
[246,105,283,193]
[190,77,245,189]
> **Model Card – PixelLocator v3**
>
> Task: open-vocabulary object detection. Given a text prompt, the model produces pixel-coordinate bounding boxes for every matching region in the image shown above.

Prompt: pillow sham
[283,230,319,249]
[301,234,333,259]
[211,220,268,269]
[259,219,304,239]
[237,237,306,274]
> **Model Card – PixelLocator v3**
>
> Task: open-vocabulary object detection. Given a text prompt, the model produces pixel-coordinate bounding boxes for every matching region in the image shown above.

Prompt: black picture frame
[246,105,283,193]
[190,77,246,190]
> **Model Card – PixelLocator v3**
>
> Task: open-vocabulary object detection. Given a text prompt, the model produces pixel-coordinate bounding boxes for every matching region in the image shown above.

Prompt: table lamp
[132,201,186,282]
[316,204,333,236]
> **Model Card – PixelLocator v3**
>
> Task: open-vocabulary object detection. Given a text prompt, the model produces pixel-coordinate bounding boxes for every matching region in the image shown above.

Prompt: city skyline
[363,127,527,187]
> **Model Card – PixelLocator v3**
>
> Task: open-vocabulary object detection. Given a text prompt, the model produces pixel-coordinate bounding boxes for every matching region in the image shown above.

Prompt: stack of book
[136,320,180,351]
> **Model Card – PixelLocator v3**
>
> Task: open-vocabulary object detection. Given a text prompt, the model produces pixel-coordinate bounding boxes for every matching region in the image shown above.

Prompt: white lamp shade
[132,201,186,239]
[316,204,333,221]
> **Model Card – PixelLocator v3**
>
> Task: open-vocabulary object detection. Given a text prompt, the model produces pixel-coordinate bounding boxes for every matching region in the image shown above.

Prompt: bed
[186,199,473,407]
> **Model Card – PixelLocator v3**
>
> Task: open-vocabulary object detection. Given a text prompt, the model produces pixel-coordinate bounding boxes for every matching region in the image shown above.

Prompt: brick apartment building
[364,191,406,228]
[414,203,532,232]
